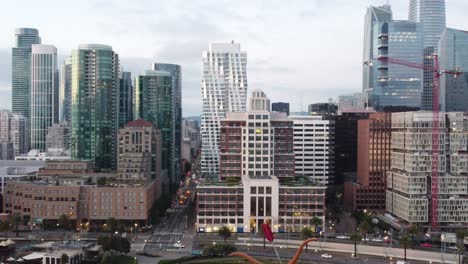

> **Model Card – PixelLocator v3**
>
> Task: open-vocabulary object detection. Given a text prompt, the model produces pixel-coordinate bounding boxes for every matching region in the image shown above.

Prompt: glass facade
[60,57,72,123]
[12,28,41,151]
[409,0,446,110]
[152,63,182,183]
[362,5,392,108]
[71,44,119,170]
[30,45,59,151]
[119,71,133,127]
[439,28,468,112]
[134,70,175,183]
[374,21,423,110]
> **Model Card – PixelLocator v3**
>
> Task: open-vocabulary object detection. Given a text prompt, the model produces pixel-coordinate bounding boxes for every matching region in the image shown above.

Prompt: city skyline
[1,0,467,116]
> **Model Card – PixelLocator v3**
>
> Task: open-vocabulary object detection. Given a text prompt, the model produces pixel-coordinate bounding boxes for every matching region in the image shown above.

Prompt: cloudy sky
[0,0,467,116]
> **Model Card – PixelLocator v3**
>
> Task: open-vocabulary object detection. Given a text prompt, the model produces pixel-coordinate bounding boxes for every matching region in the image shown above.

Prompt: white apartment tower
[30,44,59,151]
[201,42,248,175]
[0,110,27,156]
[291,116,335,185]
[386,112,468,224]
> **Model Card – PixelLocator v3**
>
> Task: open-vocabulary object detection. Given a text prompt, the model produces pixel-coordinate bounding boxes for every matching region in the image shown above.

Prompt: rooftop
[124,119,153,128]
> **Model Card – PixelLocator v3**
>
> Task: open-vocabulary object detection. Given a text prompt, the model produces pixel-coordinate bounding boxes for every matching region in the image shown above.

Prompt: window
[251,187,256,194]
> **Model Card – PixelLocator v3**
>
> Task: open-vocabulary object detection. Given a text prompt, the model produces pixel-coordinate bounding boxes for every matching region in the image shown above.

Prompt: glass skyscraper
[134,70,176,184]
[363,6,423,110]
[12,28,41,150]
[152,63,182,183]
[409,0,446,110]
[71,44,120,170]
[439,28,468,112]
[201,43,248,175]
[60,57,72,123]
[30,44,59,151]
[119,71,133,127]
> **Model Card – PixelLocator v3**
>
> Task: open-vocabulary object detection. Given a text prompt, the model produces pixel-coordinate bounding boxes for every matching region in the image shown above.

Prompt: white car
[336,235,349,240]
[372,238,384,242]
[173,241,185,248]
[321,254,333,259]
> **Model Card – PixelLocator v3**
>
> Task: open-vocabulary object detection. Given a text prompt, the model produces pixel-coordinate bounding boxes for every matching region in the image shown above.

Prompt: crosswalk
[154,231,183,236]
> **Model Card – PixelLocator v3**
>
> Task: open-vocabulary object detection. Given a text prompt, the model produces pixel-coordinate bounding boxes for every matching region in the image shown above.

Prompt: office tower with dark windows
[60,57,72,123]
[30,44,59,151]
[134,70,177,185]
[71,44,120,170]
[119,71,133,127]
[409,0,446,110]
[152,63,182,182]
[12,28,41,151]
[201,42,248,176]
[272,102,289,116]
[308,103,337,117]
[439,28,468,112]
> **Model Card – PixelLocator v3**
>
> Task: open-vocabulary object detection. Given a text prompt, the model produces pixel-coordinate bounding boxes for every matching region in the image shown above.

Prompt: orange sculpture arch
[229,237,318,264]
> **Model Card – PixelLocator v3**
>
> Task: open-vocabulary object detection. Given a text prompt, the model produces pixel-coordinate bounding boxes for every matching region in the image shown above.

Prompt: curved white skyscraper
[30,44,58,151]
[408,0,446,110]
[201,42,248,175]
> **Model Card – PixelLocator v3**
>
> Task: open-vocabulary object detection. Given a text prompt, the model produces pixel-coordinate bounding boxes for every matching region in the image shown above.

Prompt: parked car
[420,243,432,248]
[372,238,384,243]
[191,250,202,256]
[336,235,350,240]
[321,254,333,259]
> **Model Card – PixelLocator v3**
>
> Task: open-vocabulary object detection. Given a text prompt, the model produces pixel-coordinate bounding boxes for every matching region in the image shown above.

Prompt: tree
[456,229,467,264]
[311,217,322,234]
[399,235,412,262]
[11,213,21,237]
[0,220,11,238]
[350,232,362,257]
[407,225,418,245]
[301,227,314,253]
[97,235,131,253]
[218,226,232,243]
[105,217,117,232]
[58,214,71,230]
[60,253,69,264]
[97,177,107,187]
[358,221,371,245]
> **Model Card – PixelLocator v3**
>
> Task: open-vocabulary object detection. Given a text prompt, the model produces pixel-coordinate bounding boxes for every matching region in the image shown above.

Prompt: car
[191,250,202,256]
[336,235,349,240]
[420,243,432,248]
[321,254,333,259]
[372,238,384,242]
[362,237,370,241]
[174,241,185,248]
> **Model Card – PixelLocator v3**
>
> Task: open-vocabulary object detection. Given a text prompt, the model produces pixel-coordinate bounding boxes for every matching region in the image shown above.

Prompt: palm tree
[11,213,21,238]
[311,217,322,234]
[218,226,232,243]
[358,221,371,245]
[301,227,314,253]
[350,231,362,257]
[399,235,412,262]
[456,229,467,264]
[60,253,69,264]
[407,225,418,245]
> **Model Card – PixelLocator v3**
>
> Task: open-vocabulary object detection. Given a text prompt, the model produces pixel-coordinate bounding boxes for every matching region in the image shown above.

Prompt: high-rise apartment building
[271,102,290,116]
[386,112,468,225]
[344,112,391,212]
[201,42,248,175]
[60,57,72,123]
[12,28,41,151]
[46,122,71,151]
[439,28,468,112]
[291,116,335,185]
[219,90,294,182]
[70,44,120,170]
[30,44,59,151]
[0,110,27,156]
[134,70,177,184]
[152,63,182,183]
[117,119,162,183]
[119,71,133,127]
[409,0,446,110]
[0,143,14,160]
